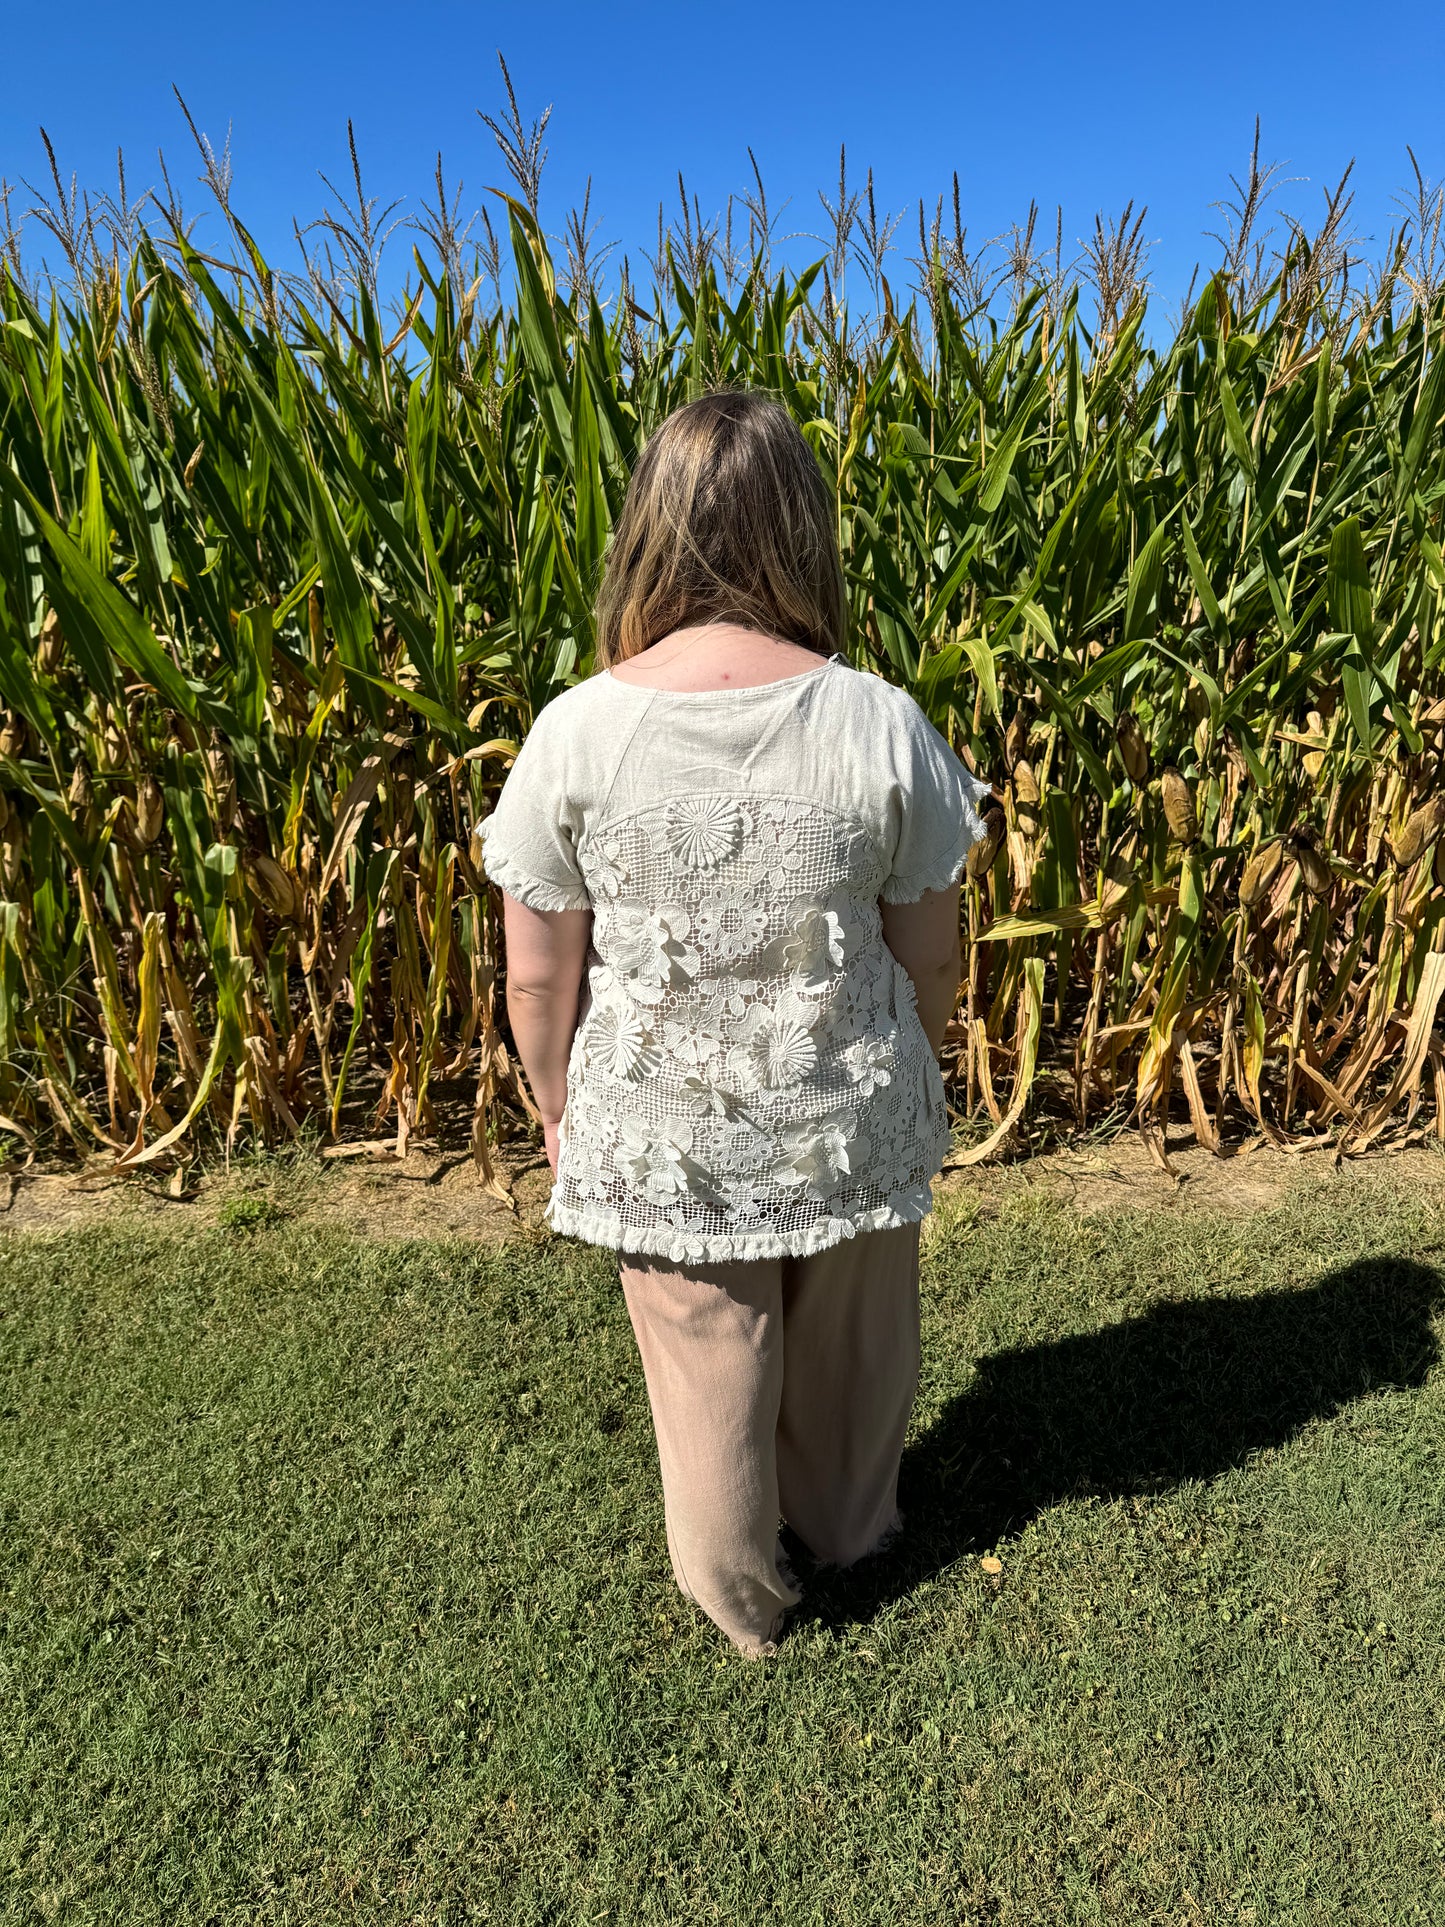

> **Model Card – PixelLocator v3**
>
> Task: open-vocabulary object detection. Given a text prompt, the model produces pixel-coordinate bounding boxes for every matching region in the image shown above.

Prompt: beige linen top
[480,653,990,1262]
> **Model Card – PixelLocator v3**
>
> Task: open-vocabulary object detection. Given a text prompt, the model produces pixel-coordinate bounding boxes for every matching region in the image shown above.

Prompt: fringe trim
[545,1185,936,1264]
[479,848,591,914]
[881,824,979,904]
[880,770,994,904]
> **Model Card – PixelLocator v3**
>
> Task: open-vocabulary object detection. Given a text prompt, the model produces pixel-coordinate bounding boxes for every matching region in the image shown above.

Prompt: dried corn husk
[1238,840,1283,908]
[1116,713,1148,785]
[244,851,303,922]
[135,775,165,846]
[389,768,416,842]
[1391,795,1445,869]
[1004,710,1029,771]
[967,805,1005,880]
[206,731,236,832]
[36,608,65,676]
[0,712,23,760]
[308,586,326,658]
[112,796,140,850]
[1,818,23,888]
[1286,828,1332,898]
[99,714,128,773]
[1303,710,1326,781]
[1012,759,1041,832]
[68,757,94,814]
[1161,767,1197,845]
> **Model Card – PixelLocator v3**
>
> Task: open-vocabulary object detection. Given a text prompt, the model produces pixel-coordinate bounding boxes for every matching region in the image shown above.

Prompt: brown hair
[593,389,846,667]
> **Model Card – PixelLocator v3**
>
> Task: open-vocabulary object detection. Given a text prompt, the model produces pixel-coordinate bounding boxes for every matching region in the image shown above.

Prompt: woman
[480,389,990,1655]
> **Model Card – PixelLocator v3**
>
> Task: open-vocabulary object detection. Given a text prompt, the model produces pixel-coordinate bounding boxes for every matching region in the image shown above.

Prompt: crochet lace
[506,788,964,1263]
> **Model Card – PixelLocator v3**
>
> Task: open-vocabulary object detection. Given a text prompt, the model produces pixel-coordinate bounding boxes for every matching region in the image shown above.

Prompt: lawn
[2,1173,1444,1924]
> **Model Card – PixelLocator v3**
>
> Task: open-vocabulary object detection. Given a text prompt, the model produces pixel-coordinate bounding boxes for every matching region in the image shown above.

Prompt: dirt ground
[3,1124,1443,1245]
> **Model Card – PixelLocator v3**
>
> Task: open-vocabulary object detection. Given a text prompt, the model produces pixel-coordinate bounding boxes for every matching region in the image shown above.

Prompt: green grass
[3,1178,1444,1925]
[214,1196,292,1235]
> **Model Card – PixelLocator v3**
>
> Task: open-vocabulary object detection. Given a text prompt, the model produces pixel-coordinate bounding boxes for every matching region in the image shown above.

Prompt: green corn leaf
[1340,658,1376,753]
[959,633,1000,723]
[1397,344,1445,506]
[1312,336,1334,454]
[1180,510,1229,645]
[505,200,574,468]
[571,355,609,604]
[1217,369,1256,482]
[1123,513,1173,643]
[0,464,190,716]
[1328,516,1373,651]
[235,603,274,740]
[303,462,383,724]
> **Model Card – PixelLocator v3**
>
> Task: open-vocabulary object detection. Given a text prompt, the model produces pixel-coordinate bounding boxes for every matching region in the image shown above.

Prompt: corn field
[2,120,1445,1182]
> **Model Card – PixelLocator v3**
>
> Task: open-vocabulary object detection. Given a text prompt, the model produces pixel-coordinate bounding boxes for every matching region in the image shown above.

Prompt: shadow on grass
[795,1253,1444,1629]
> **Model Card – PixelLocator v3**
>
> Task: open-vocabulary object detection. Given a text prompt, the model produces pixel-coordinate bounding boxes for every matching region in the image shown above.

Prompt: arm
[500,894,592,1173]
[880,883,963,1055]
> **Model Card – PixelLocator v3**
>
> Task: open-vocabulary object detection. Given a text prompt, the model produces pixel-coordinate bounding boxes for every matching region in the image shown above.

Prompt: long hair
[593,389,846,667]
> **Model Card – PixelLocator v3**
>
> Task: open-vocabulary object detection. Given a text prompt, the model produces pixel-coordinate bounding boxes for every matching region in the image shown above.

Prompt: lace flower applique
[663,797,747,869]
[678,1072,745,1118]
[772,1113,856,1197]
[662,1226,714,1265]
[775,900,847,989]
[616,1117,699,1205]
[661,1019,727,1073]
[588,1001,661,1082]
[841,1034,894,1097]
[560,1095,617,1203]
[696,898,770,962]
[731,986,824,1091]
[756,808,811,894]
[606,902,700,1003]
[581,834,629,900]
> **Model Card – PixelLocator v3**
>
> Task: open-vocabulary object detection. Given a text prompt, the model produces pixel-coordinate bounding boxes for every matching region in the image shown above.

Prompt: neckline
[603,652,840,699]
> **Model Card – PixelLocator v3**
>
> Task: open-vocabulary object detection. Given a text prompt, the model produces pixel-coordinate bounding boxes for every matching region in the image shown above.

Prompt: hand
[542,1117,562,1175]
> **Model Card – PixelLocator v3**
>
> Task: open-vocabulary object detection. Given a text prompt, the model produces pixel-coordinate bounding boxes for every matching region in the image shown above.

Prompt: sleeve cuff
[481,846,591,913]
[880,819,977,903]
[881,771,992,904]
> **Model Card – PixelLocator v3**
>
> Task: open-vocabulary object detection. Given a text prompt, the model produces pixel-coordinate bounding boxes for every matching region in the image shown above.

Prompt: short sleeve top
[481,653,991,1263]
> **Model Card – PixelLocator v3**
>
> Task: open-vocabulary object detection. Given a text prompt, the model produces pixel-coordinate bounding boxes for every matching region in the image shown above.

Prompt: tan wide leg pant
[619,1221,922,1656]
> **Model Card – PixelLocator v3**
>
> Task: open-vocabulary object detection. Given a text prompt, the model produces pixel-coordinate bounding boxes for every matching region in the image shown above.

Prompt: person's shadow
[791,1252,1444,1628]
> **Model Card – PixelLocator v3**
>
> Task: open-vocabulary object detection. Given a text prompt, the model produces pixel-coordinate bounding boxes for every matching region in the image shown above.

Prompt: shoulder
[510,674,631,774]
[821,661,944,750]
[827,662,992,808]
[822,659,907,708]
[526,673,625,737]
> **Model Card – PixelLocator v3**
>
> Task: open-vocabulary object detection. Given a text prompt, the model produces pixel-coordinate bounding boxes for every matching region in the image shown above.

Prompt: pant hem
[809,1507,906,1572]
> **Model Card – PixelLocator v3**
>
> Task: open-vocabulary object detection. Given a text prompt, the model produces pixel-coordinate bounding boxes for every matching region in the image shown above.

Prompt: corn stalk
[1,169,1443,1173]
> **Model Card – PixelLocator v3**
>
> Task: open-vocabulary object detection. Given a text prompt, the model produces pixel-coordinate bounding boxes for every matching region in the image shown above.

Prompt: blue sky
[5,0,1443,306]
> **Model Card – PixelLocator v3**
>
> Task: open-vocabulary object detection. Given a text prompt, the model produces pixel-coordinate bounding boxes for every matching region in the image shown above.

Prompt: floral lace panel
[550,792,951,1263]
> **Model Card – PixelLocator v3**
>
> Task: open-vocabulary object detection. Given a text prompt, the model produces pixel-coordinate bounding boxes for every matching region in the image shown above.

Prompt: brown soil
[939,1132,1445,1219]
[2,1127,1442,1244]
